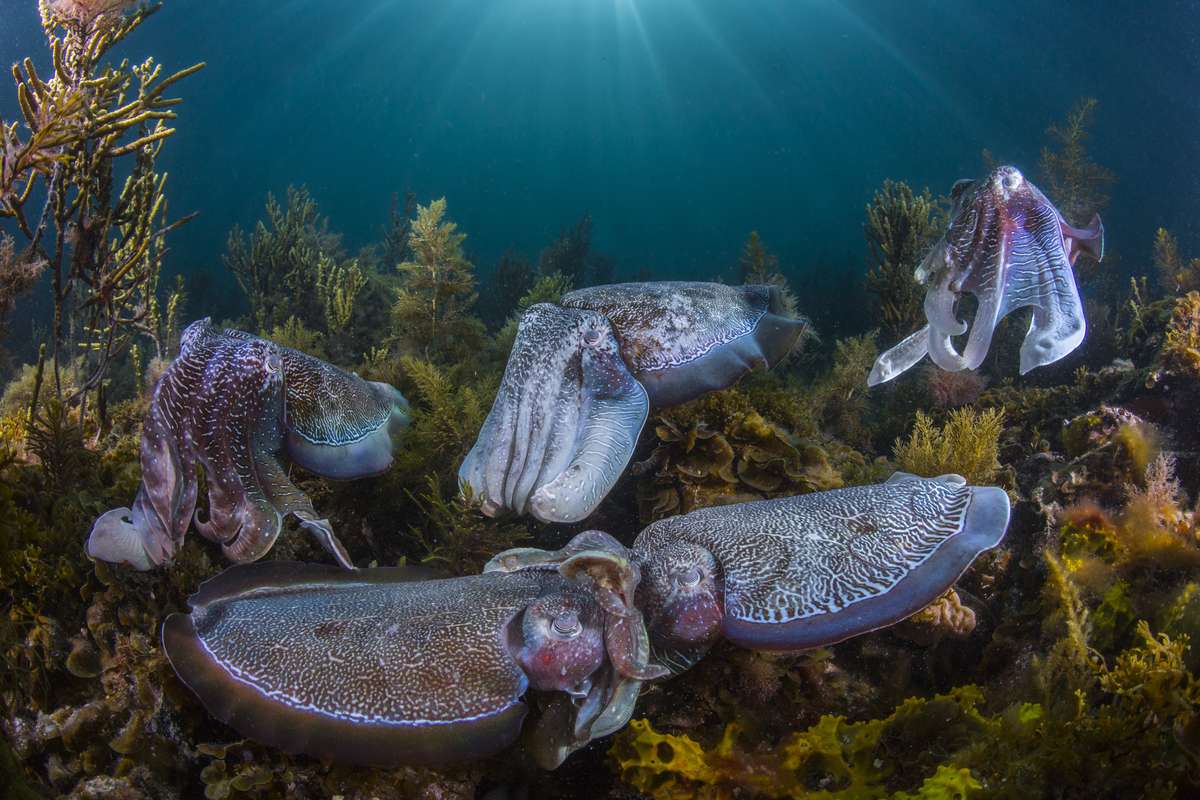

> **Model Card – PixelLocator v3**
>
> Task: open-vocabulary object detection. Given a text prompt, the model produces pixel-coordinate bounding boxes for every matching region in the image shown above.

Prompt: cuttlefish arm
[86,320,223,570]
[869,166,1104,386]
[162,562,610,766]
[563,281,808,407]
[458,304,649,523]
[631,473,1010,662]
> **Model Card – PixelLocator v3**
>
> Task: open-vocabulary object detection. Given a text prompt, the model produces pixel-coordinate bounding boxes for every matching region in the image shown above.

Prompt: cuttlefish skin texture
[869,166,1104,386]
[562,281,806,407]
[633,473,1010,662]
[161,561,618,767]
[86,320,409,571]
[460,282,807,523]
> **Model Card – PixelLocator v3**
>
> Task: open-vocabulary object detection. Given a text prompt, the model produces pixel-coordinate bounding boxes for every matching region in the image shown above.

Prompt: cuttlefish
[458,281,808,524]
[868,166,1104,386]
[162,473,1009,769]
[86,319,410,570]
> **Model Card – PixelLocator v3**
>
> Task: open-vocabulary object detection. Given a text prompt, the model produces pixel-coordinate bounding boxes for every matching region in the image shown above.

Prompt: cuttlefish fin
[1061,213,1104,265]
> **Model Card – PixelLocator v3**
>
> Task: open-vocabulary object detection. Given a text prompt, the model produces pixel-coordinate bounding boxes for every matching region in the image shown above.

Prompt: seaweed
[863,181,946,341]
[636,402,842,522]
[407,475,531,576]
[1163,291,1200,377]
[537,213,613,287]
[391,198,486,364]
[614,614,1200,800]
[893,408,1005,485]
[223,188,344,331]
[736,231,798,316]
[1037,98,1115,231]
[0,0,203,420]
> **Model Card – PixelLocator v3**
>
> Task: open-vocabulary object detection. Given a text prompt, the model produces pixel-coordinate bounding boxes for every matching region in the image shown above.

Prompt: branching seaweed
[863,181,945,341]
[893,408,1005,485]
[1,0,203,419]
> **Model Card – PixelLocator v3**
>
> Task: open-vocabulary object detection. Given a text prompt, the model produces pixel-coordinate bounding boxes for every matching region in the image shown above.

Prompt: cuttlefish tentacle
[485,530,669,765]
[869,165,1103,386]
[488,530,669,682]
[87,319,408,570]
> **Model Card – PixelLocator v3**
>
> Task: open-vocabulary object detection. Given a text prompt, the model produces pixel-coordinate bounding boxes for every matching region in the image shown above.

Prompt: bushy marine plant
[391,198,486,364]
[863,181,946,342]
[0,0,202,416]
[893,408,1005,485]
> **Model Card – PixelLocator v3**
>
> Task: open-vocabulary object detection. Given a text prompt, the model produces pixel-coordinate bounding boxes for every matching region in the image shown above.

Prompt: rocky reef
[0,6,1197,797]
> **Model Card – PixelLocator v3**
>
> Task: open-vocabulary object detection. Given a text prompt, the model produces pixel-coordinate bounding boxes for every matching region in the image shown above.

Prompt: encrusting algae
[0,3,1198,796]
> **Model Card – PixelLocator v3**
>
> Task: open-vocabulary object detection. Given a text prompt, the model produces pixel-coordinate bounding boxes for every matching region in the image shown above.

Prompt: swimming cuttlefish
[869,166,1104,387]
[459,281,809,524]
[86,319,410,570]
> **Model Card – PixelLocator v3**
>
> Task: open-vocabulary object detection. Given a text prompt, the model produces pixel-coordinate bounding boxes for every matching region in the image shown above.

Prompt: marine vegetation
[893,408,1005,486]
[223,186,391,363]
[391,197,486,365]
[1037,97,1115,237]
[1154,228,1200,295]
[635,394,842,522]
[538,213,614,287]
[0,0,202,415]
[863,181,946,342]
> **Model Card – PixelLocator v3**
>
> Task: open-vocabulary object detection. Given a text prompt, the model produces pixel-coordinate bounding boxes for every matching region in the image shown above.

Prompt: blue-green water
[3,0,1197,334]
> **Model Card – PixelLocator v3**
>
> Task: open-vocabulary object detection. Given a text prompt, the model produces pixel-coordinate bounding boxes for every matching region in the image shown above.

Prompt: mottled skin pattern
[162,559,654,767]
[870,166,1104,386]
[461,281,806,523]
[87,319,409,570]
[224,329,403,449]
[563,282,775,374]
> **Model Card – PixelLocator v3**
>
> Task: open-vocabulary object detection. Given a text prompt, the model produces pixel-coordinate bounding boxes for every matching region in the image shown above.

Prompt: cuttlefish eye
[998,167,1024,193]
[642,543,723,653]
[551,610,582,639]
[675,565,704,589]
[513,592,604,693]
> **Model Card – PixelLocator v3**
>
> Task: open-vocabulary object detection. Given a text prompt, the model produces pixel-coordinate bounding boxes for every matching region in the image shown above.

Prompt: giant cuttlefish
[459,281,808,524]
[868,166,1104,386]
[162,472,1009,769]
[86,320,410,570]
